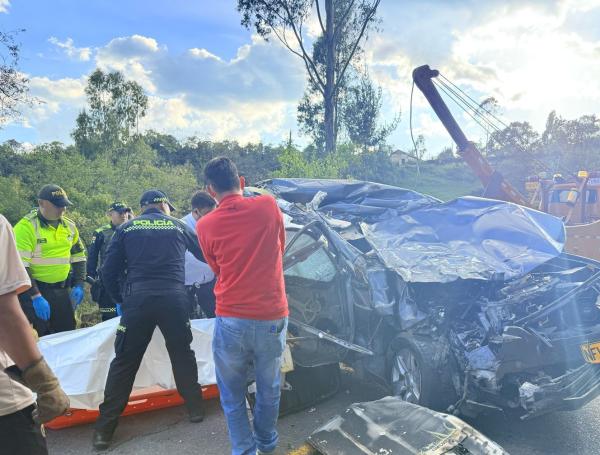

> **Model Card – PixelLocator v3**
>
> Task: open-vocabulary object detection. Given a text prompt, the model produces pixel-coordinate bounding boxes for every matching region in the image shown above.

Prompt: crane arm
[412,65,529,207]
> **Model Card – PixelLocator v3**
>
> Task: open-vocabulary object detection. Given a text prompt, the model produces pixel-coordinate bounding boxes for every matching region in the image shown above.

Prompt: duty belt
[37,280,69,289]
[125,281,186,294]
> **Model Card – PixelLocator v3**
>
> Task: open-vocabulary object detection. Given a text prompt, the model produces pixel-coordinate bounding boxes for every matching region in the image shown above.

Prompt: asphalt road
[48,370,600,455]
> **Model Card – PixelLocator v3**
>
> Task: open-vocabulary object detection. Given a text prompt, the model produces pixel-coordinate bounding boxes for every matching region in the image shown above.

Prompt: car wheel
[388,336,458,411]
[390,347,422,404]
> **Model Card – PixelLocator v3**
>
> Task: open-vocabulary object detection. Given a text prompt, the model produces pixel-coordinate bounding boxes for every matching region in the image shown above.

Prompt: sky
[2,0,600,157]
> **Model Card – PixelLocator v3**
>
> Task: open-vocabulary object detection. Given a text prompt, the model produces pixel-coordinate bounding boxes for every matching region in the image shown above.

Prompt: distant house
[390,149,418,166]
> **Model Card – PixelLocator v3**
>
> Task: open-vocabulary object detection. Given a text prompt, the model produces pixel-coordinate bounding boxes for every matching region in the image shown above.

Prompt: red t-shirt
[196,194,289,320]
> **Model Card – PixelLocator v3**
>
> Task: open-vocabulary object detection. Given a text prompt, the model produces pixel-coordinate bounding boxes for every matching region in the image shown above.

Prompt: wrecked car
[256,178,600,420]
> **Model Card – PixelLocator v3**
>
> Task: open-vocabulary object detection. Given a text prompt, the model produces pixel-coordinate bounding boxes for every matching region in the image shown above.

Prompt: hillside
[380,161,483,201]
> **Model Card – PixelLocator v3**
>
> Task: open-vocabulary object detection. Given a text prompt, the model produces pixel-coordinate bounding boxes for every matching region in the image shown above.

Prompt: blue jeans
[213,316,288,455]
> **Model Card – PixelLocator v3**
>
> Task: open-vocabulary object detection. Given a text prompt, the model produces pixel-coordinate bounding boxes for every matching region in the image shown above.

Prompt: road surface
[48,370,600,454]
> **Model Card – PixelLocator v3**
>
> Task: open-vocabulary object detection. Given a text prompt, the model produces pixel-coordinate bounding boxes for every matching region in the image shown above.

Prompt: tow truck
[413,64,600,261]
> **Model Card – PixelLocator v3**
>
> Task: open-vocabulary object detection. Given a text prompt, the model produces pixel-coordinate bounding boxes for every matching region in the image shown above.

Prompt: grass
[75,295,102,328]
[389,162,483,201]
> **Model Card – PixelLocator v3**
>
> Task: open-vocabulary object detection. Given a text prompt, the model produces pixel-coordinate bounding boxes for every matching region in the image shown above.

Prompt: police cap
[139,189,176,212]
[108,201,132,213]
[38,184,73,207]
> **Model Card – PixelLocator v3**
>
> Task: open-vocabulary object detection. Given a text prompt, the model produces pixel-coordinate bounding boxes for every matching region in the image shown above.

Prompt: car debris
[254,178,600,419]
[307,396,509,454]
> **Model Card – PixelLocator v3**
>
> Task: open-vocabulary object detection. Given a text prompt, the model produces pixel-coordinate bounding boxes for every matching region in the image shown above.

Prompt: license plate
[580,341,600,363]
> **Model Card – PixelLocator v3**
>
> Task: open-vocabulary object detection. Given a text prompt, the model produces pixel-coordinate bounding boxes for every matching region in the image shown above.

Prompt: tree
[484,121,541,190]
[436,146,455,163]
[341,72,399,151]
[238,0,381,155]
[540,111,600,172]
[475,96,500,156]
[486,121,539,158]
[72,69,148,159]
[410,134,426,175]
[0,30,37,126]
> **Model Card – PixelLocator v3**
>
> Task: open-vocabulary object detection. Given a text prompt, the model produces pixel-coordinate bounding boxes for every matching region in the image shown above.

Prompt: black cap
[139,189,176,212]
[108,202,131,213]
[37,184,72,207]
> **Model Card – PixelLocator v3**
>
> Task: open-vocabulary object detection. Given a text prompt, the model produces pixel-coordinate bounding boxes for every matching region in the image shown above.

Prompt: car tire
[388,335,457,411]
[247,363,341,417]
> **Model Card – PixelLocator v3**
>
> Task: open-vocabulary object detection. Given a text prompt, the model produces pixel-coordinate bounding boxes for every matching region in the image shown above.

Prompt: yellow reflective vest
[13,210,86,284]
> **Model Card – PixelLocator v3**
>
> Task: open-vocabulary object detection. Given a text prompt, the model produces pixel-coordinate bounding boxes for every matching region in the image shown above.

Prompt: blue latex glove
[116,303,122,317]
[32,295,51,321]
[70,285,84,308]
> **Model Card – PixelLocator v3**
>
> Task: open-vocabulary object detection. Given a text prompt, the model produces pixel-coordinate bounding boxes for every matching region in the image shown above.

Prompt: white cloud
[97,35,161,60]
[188,48,222,61]
[12,76,86,140]
[140,97,292,144]
[95,34,305,109]
[11,1,600,154]
[0,0,9,14]
[48,37,91,61]
[364,0,600,156]
[12,33,304,145]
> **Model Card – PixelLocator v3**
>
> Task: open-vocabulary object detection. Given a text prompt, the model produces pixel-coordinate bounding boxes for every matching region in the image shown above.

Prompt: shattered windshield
[285,231,337,282]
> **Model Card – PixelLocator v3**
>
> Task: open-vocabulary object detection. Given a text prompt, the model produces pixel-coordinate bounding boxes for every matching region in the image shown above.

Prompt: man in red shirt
[197,157,288,455]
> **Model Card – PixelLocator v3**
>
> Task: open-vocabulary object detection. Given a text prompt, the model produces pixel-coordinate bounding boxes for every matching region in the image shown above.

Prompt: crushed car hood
[260,179,566,283]
[307,396,509,454]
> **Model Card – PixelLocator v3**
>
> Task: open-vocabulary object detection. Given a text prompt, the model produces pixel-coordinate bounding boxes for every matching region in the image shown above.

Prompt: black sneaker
[92,429,114,451]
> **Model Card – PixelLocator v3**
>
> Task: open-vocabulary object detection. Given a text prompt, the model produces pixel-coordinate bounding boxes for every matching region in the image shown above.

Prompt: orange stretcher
[45,384,219,430]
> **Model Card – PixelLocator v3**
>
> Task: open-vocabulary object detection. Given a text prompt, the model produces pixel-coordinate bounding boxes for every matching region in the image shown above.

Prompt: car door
[283,221,358,367]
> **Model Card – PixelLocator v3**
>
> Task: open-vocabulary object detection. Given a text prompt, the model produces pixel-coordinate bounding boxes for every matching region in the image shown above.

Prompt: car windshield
[284,231,337,282]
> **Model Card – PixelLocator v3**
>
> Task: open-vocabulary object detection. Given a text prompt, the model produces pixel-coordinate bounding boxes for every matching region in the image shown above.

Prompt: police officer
[87,202,132,321]
[14,184,87,336]
[93,190,205,450]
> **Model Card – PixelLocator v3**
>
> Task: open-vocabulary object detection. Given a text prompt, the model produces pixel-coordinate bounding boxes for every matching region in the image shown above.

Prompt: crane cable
[435,76,572,177]
[426,71,576,178]
[409,81,419,160]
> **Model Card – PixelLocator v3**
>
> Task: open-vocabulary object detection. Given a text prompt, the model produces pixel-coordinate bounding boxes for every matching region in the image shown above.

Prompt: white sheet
[38,317,216,409]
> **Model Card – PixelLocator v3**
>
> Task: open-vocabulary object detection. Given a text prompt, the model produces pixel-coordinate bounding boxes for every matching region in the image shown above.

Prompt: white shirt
[0,214,35,416]
[182,213,215,286]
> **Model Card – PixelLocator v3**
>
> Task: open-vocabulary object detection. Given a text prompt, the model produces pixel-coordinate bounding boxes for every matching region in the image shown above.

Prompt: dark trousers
[186,279,216,319]
[19,282,75,336]
[0,405,48,455]
[91,278,119,321]
[96,286,203,432]
[98,290,117,322]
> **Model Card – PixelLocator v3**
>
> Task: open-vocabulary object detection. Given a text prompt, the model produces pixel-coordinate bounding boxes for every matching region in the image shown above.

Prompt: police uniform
[94,190,204,448]
[87,202,132,321]
[14,185,87,336]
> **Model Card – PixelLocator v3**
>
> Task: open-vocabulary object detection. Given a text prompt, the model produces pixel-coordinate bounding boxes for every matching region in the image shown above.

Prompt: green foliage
[150,136,282,186]
[276,143,353,179]
[436,146,456,163]
[0,138,197,242]
[274,141,480,200]
[0,175,32,223]
[483,112,600,192]
[341,73,399,150]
